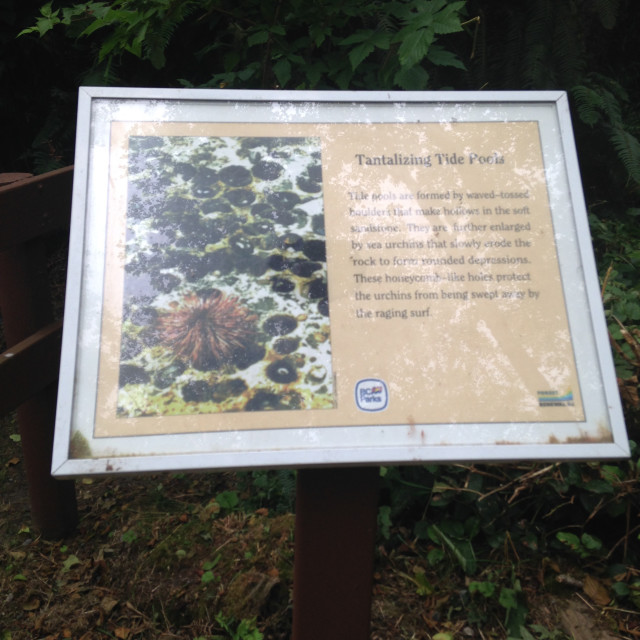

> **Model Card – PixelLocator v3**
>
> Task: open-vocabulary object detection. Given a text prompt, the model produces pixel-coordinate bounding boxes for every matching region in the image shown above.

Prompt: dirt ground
[1,416,638,640]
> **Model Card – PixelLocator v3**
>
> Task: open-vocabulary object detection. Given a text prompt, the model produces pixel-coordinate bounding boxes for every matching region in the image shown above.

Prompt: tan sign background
[95,120,584,437]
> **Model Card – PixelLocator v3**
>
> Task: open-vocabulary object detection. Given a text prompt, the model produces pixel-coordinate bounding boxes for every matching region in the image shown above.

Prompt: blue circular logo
[355,378,389,412]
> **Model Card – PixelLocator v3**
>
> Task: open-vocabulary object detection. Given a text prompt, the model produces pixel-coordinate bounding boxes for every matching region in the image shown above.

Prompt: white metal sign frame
[52,88,628,477]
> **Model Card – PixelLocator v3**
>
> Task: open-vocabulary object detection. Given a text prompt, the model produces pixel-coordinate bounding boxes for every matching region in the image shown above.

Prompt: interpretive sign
[52,88,628,476]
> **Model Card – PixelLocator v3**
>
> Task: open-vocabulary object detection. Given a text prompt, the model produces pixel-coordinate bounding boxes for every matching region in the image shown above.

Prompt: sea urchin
[156,291,258,370]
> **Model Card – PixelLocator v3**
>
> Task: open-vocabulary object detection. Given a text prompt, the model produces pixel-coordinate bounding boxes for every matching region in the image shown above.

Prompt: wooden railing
[0,167,77,538]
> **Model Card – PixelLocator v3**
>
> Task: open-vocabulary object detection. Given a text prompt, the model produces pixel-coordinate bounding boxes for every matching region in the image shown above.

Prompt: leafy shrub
[20,0,470,90]
[379,452,640,635]
[589,208,640,431]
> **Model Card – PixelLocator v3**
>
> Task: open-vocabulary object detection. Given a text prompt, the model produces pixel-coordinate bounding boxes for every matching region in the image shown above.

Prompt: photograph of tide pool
[116,135,335,417]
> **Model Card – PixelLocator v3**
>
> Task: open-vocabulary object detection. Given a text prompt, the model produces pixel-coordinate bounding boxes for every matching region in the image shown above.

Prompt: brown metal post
[0,223,77,538]
[293,466,379,640]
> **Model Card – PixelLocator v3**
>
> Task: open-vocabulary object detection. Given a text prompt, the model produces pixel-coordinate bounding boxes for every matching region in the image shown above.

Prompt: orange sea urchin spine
[156,291,258,370]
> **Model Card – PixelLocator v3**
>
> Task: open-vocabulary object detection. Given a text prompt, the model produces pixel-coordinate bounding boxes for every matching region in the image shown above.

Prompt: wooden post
[292,467,379,640]
[0,243,77,538]
[0,170,77,538]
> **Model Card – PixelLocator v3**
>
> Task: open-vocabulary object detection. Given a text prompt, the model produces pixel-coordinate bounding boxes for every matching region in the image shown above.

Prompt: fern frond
[139,1,197,69]
[592,0,620,29]
[552,4,586,86]
[599,86,624,126]
[494,9,529,88]
[590,71,629,105]
[375,10,398,34]
[609,126,640,187]
[521,0,555,88]
[571,73,630,127]
[571,85,604,126]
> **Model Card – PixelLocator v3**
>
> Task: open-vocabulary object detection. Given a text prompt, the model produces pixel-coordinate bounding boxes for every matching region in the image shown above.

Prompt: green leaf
[427,547,445,565]
[310,24,330,47]
[286,52,306,66]
[342,29,390,49]
[61,5,88,25]
[238,65,258,81]
[518,627,537,640]
[625,301,640,320]
[36,17,58,36]
[348,42,375,70]
[9,434,20,443]
[413,570,434,596]
[556,531,580,547]
[469,580,497,598]
[611,582,630,596]
[79,13,114,38]
[148,45,166,69]
[61,555,81,573]
[17,26,39,36]
[584,479,615,494]
[439,519,464,539]
[504,586,528,637]
[97,34,122,62]
[333,66,353,90]
[426,524,442,544]
[248,30,269,47]
[556,531,587,557]
[201,570,216,584]
[304,60,326,88]
[273,58,292,87]
[378,505,392,540]
[580,533,602,551]
[394,64,429,90]
[85,2,110,20]
[397,28,435,68]
[341,29,376,46]
[216,490,239,511]
[432,0,466,34]
[430,524,477,574]
[427,44,466,69]
[499,587,519,610]
[130,22,148,57]
[40,1,55,18]
[121,529,138,544]
[600,464,624,483]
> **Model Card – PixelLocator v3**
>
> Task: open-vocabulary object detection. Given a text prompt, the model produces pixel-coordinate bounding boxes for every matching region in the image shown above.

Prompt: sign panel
[52,88,628,476]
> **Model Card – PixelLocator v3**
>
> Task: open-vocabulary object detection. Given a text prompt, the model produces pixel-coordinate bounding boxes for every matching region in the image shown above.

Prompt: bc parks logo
[355,379,389,412]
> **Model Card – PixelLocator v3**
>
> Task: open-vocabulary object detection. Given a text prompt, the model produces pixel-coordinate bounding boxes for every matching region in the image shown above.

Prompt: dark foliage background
[2,0,640,200]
